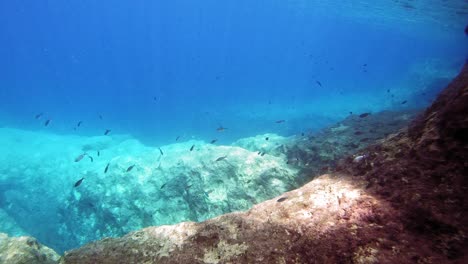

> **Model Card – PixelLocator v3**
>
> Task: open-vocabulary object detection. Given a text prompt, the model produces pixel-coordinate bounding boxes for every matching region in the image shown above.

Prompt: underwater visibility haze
[0,0,467,254]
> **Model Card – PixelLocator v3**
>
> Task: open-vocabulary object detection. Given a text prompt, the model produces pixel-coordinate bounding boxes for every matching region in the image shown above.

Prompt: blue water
[0,0,467,253]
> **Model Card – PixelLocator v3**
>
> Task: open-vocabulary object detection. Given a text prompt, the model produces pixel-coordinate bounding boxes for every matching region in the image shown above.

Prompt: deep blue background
[0,0,466,145]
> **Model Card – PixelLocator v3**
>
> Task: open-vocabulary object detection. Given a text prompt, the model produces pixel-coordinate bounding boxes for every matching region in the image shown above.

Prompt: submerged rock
[0,233,59,264]
[60,64,468,263]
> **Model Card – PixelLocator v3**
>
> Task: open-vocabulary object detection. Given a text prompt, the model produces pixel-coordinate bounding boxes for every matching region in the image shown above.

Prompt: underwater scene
[0,0,467,260]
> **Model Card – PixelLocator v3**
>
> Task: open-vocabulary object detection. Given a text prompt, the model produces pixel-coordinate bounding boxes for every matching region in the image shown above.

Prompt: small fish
[354,131,364,135]
[35,113,43,119]
[353,155,367,163]
[265,137,269,141]
[316,80,322,87]
[387,89,390,93]
[277,197,288,203]
[74,177,85,187]
[97,150,100,157]
[215,156,227,162]
[349,111,353,115]
[210,139,218,144]
[216,126,227,132]
[126,165,135,172]
[261,152,266,156]
[44,119,51,126]
[87,155,94,162]
[74,154,86,162]
[359,113,371,118]
[104,129,111,135]
[275,120,285,124]
[176,136,180,141]
[104,163,110,173]
[360,138,370,142]
[301,132,305,136]
[401,100,407,104]
[99,114,103,120]
[362,63,367,67]
[160,183,167,189]
[158,147,164,155]
[77,121,82,127]
[190,145,195,151]
[257,151,261,155]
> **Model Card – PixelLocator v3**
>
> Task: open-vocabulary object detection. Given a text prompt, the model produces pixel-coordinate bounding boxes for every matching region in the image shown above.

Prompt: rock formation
[59,64,467,263]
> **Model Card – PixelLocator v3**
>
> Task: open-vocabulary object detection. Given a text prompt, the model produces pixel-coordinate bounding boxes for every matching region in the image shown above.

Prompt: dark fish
[359,113,371,118]
[210,139,218,144]
[354,131,364,135]
[360,138,370,142]
[265,137,269,141]
[261,152,266,156]
[316,80,322,87]
[257,151,261,155]
[190,145,195,151]
[75,154,86,162]
[158,147,164,155]
[77,121,82,127]
[99,114,103,120]
[74,177,84,187]
[387,89,390,93]
[401,100,407,104]
[104,129,111,135]
[97,150,100,157]
[126,165,135,172]
[216,126,227,132]
[175,136,180,141]
[35,113,43,119]
[104,163,110,173]
[160,183,167,189]
[275,120,285,124]
[215,156,227,162]
[44,119,51,126]
[277,197,288,203]
[362,63,367,67]
[349,111,353,115]
[87,155,94,162]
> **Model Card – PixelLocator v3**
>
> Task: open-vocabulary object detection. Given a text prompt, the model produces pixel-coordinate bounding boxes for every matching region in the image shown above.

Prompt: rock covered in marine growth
[61,64,468,263]
[0,233,59,264]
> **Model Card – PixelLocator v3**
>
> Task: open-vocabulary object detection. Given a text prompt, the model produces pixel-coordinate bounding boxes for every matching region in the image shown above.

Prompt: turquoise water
[0,0,467,253]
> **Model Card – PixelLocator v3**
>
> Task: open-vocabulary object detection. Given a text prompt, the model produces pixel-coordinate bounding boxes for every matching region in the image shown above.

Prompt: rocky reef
[0,233,59,264]
[58,65,467,262]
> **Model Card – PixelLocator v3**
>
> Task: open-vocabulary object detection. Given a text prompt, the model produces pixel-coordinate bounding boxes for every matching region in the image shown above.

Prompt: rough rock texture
[61,64,467,263]
[0,233,59,264]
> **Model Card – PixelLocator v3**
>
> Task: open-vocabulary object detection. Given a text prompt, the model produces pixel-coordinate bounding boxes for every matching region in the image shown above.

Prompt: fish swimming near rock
[261,152,266,156]
[97,150,100,157]
[354,131,364,135]
[265,137,269,141]
[74,177,84,187]
[215,156,227,162]
[44,119,51,126]
[277,197,288,203]
[104,163,110,173]
[359,113,371,118]
[190,145,195,151]
[104,129,111,135]
[275,120,285,124]
[126,165,135,172]
[158,147,164,156]
[35,113,43,119]
[210,139,218,144]
[87,155,94,162]
[216,126,227,132]
[160,183,167,189]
